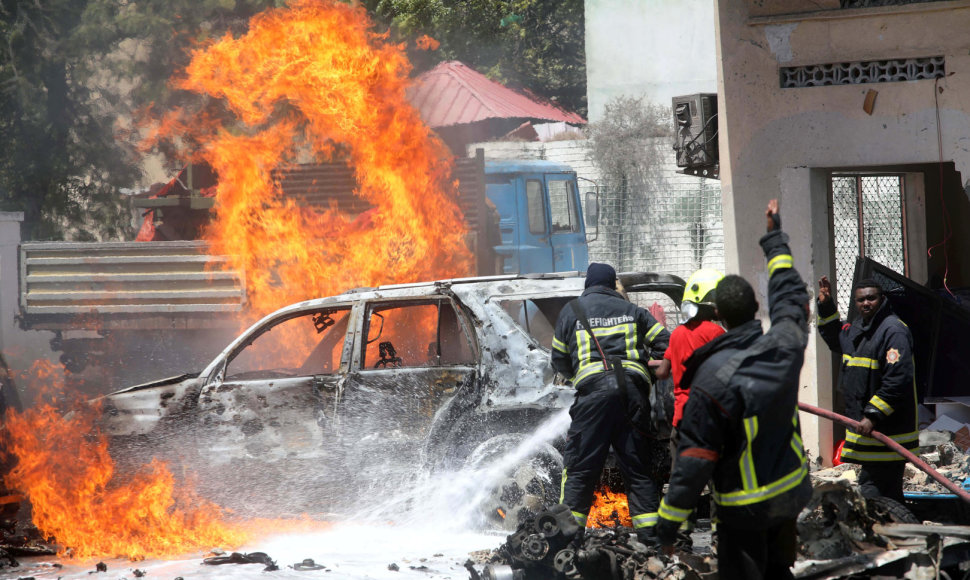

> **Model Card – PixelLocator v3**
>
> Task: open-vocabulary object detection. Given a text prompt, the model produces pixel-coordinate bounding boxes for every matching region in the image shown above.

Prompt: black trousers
[858,461,906,502]
[560,374,659,530]
[717,519,798,580]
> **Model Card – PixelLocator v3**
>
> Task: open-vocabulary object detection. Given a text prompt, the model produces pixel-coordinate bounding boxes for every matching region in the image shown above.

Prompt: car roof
[275,271,686,312]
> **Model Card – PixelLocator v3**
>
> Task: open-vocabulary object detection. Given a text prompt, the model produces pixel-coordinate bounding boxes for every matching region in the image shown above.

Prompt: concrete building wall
[715,0,970,464]
[584,0,718,121]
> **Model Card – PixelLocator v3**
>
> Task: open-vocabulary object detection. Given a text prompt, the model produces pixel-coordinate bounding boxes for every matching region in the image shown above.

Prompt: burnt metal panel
[20,241,246,320]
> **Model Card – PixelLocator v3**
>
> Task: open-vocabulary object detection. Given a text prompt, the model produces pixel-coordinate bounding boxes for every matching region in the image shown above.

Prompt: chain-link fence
[831,174,906,318]
[587,178,724,283]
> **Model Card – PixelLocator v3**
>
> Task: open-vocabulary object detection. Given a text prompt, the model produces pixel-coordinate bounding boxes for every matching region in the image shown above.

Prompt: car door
[547,175,588,272]
[337,296,478,462]
[194,304,355,464]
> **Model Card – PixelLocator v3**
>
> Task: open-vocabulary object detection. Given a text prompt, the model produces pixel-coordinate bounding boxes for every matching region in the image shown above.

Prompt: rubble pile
[795,480,970,579]
[797,480,899,560]
[471,504,714,580]
[904,431,970,495]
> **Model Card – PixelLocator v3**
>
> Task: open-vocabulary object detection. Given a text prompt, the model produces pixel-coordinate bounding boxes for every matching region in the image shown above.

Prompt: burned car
[98,272,683,527]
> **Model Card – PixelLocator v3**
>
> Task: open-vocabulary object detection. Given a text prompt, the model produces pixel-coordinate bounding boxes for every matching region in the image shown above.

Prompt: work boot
[635,526,661,548]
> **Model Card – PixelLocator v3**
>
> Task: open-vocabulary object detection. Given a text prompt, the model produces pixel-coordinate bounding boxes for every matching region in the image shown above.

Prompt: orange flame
[0,361,248,560]
[146,0,474,320]
[587,487,631,529]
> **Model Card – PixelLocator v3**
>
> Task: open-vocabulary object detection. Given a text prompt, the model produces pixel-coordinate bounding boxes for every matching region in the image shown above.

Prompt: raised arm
[815,275,844,353]
[759,199,809,335]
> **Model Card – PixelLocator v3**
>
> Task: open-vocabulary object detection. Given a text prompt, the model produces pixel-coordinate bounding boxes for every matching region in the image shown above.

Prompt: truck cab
[484,160,590,274]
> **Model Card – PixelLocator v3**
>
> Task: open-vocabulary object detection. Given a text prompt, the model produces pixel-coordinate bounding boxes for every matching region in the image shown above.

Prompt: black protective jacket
[551,286,670,389]
[656,228,812,540]
[817,294,918,462]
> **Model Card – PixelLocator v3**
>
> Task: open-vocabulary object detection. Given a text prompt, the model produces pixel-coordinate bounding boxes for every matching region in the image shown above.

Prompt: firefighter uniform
[656,226,812,578]
[817,287,917,500]
[551,276,670,542]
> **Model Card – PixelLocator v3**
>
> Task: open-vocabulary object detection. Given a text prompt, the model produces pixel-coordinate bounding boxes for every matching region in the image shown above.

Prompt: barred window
[831,174,907,318]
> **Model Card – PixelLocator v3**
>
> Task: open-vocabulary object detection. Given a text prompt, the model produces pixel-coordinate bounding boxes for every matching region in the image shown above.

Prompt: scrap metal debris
[469,503,713,580]
[291,557,326,570]
[203,550,278,571]
[795,479,970,578]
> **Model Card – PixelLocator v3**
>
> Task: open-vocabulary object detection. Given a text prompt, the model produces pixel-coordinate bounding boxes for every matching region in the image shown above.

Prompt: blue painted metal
[484,160,590,275]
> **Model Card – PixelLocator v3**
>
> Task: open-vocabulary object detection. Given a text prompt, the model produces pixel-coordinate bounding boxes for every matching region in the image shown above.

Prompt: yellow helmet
[683,269,724,306]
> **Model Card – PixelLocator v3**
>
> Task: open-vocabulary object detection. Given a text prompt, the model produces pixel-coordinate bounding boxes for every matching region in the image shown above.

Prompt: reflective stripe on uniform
[843,354,880,369]
[631,512,658,529]
[645,322,664,343]
[620,360,649,380]
[560,468,567,503]
[790,411,806,461]
[658,499,692,523]
[767,254,793,276]
[840,448,906,462]
[818,312,839,325]
[869,395,894,416]
[712,462,809,507]
[552,336,568,353]
[740,416,759,490]
[845,429,918,447]
[571,511,588,526]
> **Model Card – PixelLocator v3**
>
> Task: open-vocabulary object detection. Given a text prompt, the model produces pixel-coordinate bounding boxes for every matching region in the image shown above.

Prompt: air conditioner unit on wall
[672,93,718,178]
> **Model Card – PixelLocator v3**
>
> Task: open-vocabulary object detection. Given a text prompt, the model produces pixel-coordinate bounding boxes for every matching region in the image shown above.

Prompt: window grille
[830,174,907,318]
[781,56,944,88]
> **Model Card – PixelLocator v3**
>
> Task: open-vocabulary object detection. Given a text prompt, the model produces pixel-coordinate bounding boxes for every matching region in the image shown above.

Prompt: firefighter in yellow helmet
[664,269,725,430]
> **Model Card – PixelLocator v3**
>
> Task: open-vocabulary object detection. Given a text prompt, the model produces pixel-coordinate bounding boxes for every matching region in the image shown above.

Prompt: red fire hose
[798,402,970,505]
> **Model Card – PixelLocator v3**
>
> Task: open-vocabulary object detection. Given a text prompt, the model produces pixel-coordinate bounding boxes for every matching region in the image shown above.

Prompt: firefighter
[656,200,812,579]
[816,275,917,502]
[656,267,725,549]
[551,262,671,545]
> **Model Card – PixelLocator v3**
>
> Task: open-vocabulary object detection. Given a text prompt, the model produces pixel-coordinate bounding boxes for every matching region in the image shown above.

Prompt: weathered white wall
[584,0,718,121]
[715,0,970,464]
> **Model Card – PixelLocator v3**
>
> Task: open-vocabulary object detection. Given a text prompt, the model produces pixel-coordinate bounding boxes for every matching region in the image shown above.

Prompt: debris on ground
[469,503,714,579]
[202,550,278,571]
[0,502,56,569]
[795,479,970,578]
[291,557,326,570]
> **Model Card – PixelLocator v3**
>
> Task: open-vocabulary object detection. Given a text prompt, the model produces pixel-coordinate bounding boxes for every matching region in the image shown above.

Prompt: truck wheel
[464,434,563,531]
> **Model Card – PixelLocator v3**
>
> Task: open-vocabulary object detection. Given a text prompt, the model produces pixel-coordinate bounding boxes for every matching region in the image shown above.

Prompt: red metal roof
[408,61,586,128]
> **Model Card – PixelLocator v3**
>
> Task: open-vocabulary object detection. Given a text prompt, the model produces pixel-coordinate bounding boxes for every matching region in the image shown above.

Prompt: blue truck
[484,158,591,275]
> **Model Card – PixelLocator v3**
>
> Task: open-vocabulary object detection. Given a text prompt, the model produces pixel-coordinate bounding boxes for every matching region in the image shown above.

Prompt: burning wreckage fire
[0,0,474,564]
[2,1,970,578]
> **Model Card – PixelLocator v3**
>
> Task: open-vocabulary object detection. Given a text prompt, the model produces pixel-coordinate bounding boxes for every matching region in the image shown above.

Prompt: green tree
[365,0,587,117]
[0,0,279,240]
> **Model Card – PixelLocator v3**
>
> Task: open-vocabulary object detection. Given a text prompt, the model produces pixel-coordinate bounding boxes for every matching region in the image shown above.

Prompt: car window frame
[218,302,358,380]
[351,295,478,372]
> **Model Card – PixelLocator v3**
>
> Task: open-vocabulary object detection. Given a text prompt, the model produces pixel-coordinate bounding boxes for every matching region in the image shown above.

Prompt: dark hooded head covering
[585,263,617,290]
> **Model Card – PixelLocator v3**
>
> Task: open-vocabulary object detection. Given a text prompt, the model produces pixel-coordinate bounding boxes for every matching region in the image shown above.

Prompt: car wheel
[464,434,563,531]
[866,495,920,524]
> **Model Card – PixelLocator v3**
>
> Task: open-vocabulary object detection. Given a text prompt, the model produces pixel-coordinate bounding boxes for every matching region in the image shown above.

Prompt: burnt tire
[866,495,920,524]
[464,434,563,531]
